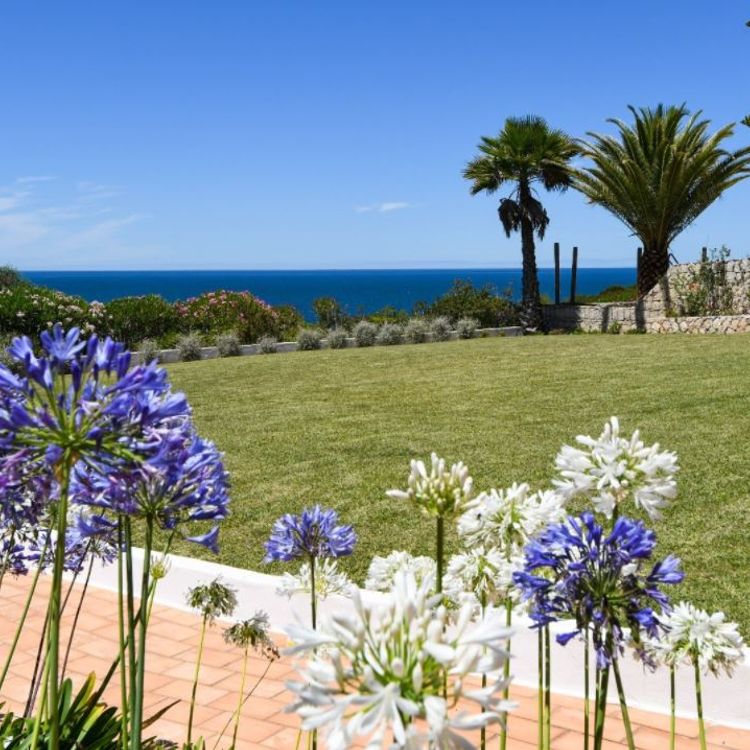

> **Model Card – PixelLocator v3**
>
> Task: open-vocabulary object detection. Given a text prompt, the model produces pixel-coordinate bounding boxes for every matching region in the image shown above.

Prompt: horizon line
[20,265,637,273]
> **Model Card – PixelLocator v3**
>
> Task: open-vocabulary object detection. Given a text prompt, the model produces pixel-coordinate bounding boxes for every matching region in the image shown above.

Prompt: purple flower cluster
[0,325,230,575]
[514,512,683,666]
[264,505,356,562]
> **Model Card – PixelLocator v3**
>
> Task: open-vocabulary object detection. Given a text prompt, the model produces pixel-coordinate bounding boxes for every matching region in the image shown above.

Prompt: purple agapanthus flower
[264,505,356,562]
[0,325,230,562]
[513,511,683,667]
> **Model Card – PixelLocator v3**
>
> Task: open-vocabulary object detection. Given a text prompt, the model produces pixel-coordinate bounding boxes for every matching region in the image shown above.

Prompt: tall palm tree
[576,104,750,296]
[464,116,577,330]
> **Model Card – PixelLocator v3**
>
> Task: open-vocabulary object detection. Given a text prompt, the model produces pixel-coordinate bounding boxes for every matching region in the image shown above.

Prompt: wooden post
[570,246,578,304]
[554,242,560,304]
[701,246,708,262]
[636,247,642,291]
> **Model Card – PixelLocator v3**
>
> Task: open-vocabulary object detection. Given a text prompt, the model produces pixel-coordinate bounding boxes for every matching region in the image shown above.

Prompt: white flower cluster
[457,484,565,552]
[648,601,745,677]
[285,571,514,749]
[276,558,354,600]
[366,550,437,592]
[553,416,678,520]
[387,452,473,517]
[444,546,524,611]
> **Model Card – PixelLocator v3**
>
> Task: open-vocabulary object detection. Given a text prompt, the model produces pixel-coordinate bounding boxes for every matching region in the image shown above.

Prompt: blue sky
[0,1,748,270]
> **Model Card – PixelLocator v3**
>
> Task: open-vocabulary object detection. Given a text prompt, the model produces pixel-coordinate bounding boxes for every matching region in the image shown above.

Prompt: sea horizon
[22,267,636,320]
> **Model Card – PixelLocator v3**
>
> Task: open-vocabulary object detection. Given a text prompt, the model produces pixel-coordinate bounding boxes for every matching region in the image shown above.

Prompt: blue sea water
[22,268,635,321]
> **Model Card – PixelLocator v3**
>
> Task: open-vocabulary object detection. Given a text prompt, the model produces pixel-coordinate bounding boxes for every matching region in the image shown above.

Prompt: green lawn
[166,334,750,633]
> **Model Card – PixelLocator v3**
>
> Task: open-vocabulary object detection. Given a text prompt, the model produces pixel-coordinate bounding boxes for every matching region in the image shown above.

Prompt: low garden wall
[646,314,750,334]
[136,325,524,364]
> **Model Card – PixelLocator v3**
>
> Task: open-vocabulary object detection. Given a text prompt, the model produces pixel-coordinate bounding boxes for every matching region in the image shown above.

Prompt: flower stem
[124,519,138,743]
[309,554,317,750]
[62,552,95,678]
[612,657,635,750]
[436,516,444,593]
[117,519,129,749]
[669,665,676,750]
[694,659,707,750]
[537,628,544,750]
[594,663,610,750]
[130,515,154,750]
[480,597,486,750]
[231,646,250,749]
[187,614,208,746]
[544,625,551,750]
[500,599,512,750]
[46,454,73,750]
[584,628,590,750]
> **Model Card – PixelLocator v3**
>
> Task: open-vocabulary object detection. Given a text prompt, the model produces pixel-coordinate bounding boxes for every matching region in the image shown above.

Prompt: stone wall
[543,302,648,333]
[646,315,750,334]
[543,257,750,333]
[641,257,750,316]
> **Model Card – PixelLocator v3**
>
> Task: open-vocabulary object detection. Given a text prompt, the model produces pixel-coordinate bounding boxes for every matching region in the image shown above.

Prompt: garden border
[79,548,750,730]
[135,326,524,363]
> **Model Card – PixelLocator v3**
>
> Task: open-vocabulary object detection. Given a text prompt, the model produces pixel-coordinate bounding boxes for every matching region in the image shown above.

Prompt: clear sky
[0,1,748,270]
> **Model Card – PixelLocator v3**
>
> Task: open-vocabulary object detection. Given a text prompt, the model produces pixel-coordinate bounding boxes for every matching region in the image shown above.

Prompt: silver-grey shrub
[326,328,349,349]
[258,335,277,354]
[176,332,203,362]
[353,320,378,347]
[216,331,241,357]
[404,317,429,344]
[376,323,404,346]
[138,338,161,363]
[297,328,323,351]
[456,317,479,339]
[429,316,453,342]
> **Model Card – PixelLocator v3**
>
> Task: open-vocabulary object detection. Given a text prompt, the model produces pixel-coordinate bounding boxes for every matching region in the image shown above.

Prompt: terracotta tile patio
[0,574,746,749]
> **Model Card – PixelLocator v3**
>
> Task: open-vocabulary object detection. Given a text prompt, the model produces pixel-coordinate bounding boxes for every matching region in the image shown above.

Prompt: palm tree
[464,116,578,330]
[576,105,750,296]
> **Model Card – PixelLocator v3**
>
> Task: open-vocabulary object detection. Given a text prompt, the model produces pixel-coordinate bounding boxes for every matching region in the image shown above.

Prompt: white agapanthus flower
[386,452,473,517]
[553,416,678,520]
[277,557,354,600]
[457,484,565,553]
[366,550,437,592]
[443,546,524,611]
[648,601,745,677]
[284,571,515,749]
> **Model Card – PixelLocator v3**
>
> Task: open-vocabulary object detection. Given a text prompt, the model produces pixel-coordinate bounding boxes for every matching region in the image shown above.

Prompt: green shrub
[672,247,742,315]
[175,290,280,343]
[376,323,403,346]
[297,328,323,351]
[0,266,24,289]
[326,328,349,349]
[0,285,105,339]
[274,304,304,341]
[404,318,429,344]
[429,316,453,341]
[425,280,519,327]
[456,317,479,339]
[176,332,203,361]
[138,338,160,363]
[258,335,277,353]
[367,305,409,325]
[104,295,177,348]
[353,320,378,347]
[216,331,242,357]
[313,297,349,329]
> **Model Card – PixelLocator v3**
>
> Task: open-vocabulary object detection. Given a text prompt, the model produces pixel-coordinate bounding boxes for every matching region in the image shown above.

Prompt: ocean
[23,268,635,321]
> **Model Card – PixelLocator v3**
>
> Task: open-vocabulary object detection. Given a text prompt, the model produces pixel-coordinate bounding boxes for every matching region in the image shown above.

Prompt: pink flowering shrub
[174,289,281,343]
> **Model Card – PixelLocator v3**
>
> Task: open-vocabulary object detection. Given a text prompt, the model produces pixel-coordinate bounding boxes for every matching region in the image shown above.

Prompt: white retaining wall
[135,327,524,364]
[83,550,750,729]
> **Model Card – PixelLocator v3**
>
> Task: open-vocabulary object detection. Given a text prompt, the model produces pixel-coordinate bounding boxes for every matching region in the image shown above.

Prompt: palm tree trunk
[519,216,543,331]
[638,243,670,297]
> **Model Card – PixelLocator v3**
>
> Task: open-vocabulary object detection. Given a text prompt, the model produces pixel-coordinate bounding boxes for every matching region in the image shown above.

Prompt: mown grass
[166,334,750,632]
